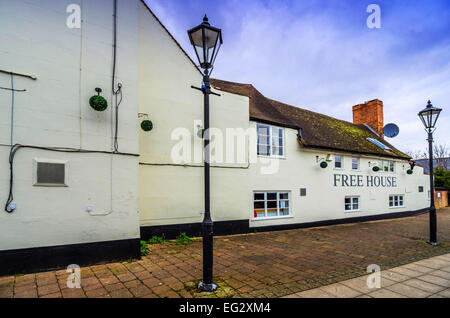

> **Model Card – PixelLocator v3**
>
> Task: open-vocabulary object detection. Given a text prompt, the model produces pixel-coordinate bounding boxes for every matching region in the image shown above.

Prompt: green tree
[434,168,450,189]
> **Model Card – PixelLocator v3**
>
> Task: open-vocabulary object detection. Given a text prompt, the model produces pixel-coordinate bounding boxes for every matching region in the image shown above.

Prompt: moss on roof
[211,78,410,160]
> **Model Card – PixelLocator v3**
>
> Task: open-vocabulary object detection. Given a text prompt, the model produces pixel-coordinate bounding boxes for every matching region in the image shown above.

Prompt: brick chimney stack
[352,99,384,137]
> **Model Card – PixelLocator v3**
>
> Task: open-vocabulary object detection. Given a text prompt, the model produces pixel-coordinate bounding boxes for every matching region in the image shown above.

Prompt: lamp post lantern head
[418,100,442,131]
[188,15,223,70]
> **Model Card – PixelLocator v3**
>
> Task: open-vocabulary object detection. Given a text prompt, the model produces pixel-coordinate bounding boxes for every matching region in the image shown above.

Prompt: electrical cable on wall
[3,144,138,213]
[4,0,127,213]
[111,0,122,153]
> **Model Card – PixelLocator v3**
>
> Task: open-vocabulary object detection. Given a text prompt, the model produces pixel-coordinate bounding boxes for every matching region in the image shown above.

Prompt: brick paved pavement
[0,208,449,298]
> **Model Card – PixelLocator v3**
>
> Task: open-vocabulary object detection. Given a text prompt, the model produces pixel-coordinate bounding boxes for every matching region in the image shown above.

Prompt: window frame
[334,155,344,169]
[389,194,405,208]
[351,157,360,170]
[257,124,285,158]
[344,196,360,213]
[380,160,395,173]
[253,191,291,220]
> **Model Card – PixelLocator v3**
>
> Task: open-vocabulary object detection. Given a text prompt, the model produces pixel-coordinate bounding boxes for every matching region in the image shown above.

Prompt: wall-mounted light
[316,156,329,168]
[197,124,204,139]
[369,161,380,172]
[407,161,416,175]
[138,113,153,132]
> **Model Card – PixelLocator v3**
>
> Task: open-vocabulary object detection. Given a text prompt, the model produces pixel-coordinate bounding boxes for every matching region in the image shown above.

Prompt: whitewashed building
[0,0,430,275]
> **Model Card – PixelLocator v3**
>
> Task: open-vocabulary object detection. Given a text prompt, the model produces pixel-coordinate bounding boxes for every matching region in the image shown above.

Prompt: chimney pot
[352,99,384,137]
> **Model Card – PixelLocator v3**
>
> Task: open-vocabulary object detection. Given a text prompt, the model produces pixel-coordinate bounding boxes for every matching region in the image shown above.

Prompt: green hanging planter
[320,161,328,169]
[141,120,153,132]
[89,88,108,112]
[372,166,380,172]
[407,169,413,175]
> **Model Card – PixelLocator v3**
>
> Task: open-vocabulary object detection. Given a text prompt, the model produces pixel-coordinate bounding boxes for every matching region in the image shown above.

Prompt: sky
[145,0,450,155]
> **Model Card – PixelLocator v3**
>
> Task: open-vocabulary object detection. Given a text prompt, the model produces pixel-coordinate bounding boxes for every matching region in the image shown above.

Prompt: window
[352,158,359,170]
[418,186,424,193]
[334,155,343,169]
[257,124,284,157]
[389,195,404,208]
[345,196,360,212]
[366,138,391,151]
[34,160,67,186]
[253,192,290,219]
[381,160,395,172]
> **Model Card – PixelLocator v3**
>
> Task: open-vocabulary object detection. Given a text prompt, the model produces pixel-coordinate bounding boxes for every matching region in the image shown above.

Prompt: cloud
[147,0,450,153]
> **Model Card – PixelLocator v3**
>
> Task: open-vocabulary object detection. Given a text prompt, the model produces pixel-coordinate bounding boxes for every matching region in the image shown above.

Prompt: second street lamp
[188,15,223,292]
[418,100,443,246]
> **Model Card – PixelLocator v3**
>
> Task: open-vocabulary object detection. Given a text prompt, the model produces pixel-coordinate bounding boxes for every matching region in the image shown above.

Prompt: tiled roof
[210,78,410,160]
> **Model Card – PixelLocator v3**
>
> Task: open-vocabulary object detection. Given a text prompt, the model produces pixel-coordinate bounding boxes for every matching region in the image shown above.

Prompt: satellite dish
[383,123,400,138]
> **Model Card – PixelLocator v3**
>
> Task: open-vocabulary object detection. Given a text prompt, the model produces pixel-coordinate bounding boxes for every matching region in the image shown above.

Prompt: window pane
[279,193,289,200]
[267,193,277,200]
[279,208,289,216]
[254,193,264,201]
[254,201,265,209]
[345,203,352,210]
[271,128,279,138]
[345,198,351,204]
[258,144,270,156]
[353,203,358,210]
[335,156,342,168]
[256,211,265,218]
[257,124,270,156]
[279,200,289,208]
[257,125,269,136]
[267,200,277,208]
[389,162,395,172]
[352,158,359,170]
[272,146,280,156]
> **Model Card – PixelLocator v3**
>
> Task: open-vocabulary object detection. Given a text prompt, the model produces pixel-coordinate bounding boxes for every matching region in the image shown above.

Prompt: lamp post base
[198,282,218,292]
[427,241,440,246]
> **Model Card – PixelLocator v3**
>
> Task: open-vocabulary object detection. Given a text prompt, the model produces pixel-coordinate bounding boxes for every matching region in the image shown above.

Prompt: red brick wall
[435,190,448,209]
[352,99,384,136]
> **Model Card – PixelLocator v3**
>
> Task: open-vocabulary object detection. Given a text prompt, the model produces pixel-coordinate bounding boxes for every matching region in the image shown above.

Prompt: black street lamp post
[188,15,223,292]
[418,100,442,246]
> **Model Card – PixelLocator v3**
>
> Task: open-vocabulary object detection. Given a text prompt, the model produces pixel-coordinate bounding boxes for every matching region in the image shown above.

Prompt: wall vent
[35,161,67,186]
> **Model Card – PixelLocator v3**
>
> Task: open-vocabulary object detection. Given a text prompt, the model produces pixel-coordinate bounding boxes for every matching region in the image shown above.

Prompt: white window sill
[257,155,286,160]
[33,183,68,187]
[344,210,361,213]
[252,215,293,221]
[389,206,405,209]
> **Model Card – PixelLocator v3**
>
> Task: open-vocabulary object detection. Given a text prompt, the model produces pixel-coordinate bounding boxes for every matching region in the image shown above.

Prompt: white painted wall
[137,2,251,226]
[0,0,141,250]
[248,122,430,228]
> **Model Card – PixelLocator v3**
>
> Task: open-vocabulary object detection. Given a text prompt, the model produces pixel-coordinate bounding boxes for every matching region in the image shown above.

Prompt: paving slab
[318,283,362,298]
[367,289,407,298]
[402,278,446,294]
[386,283,433,298]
